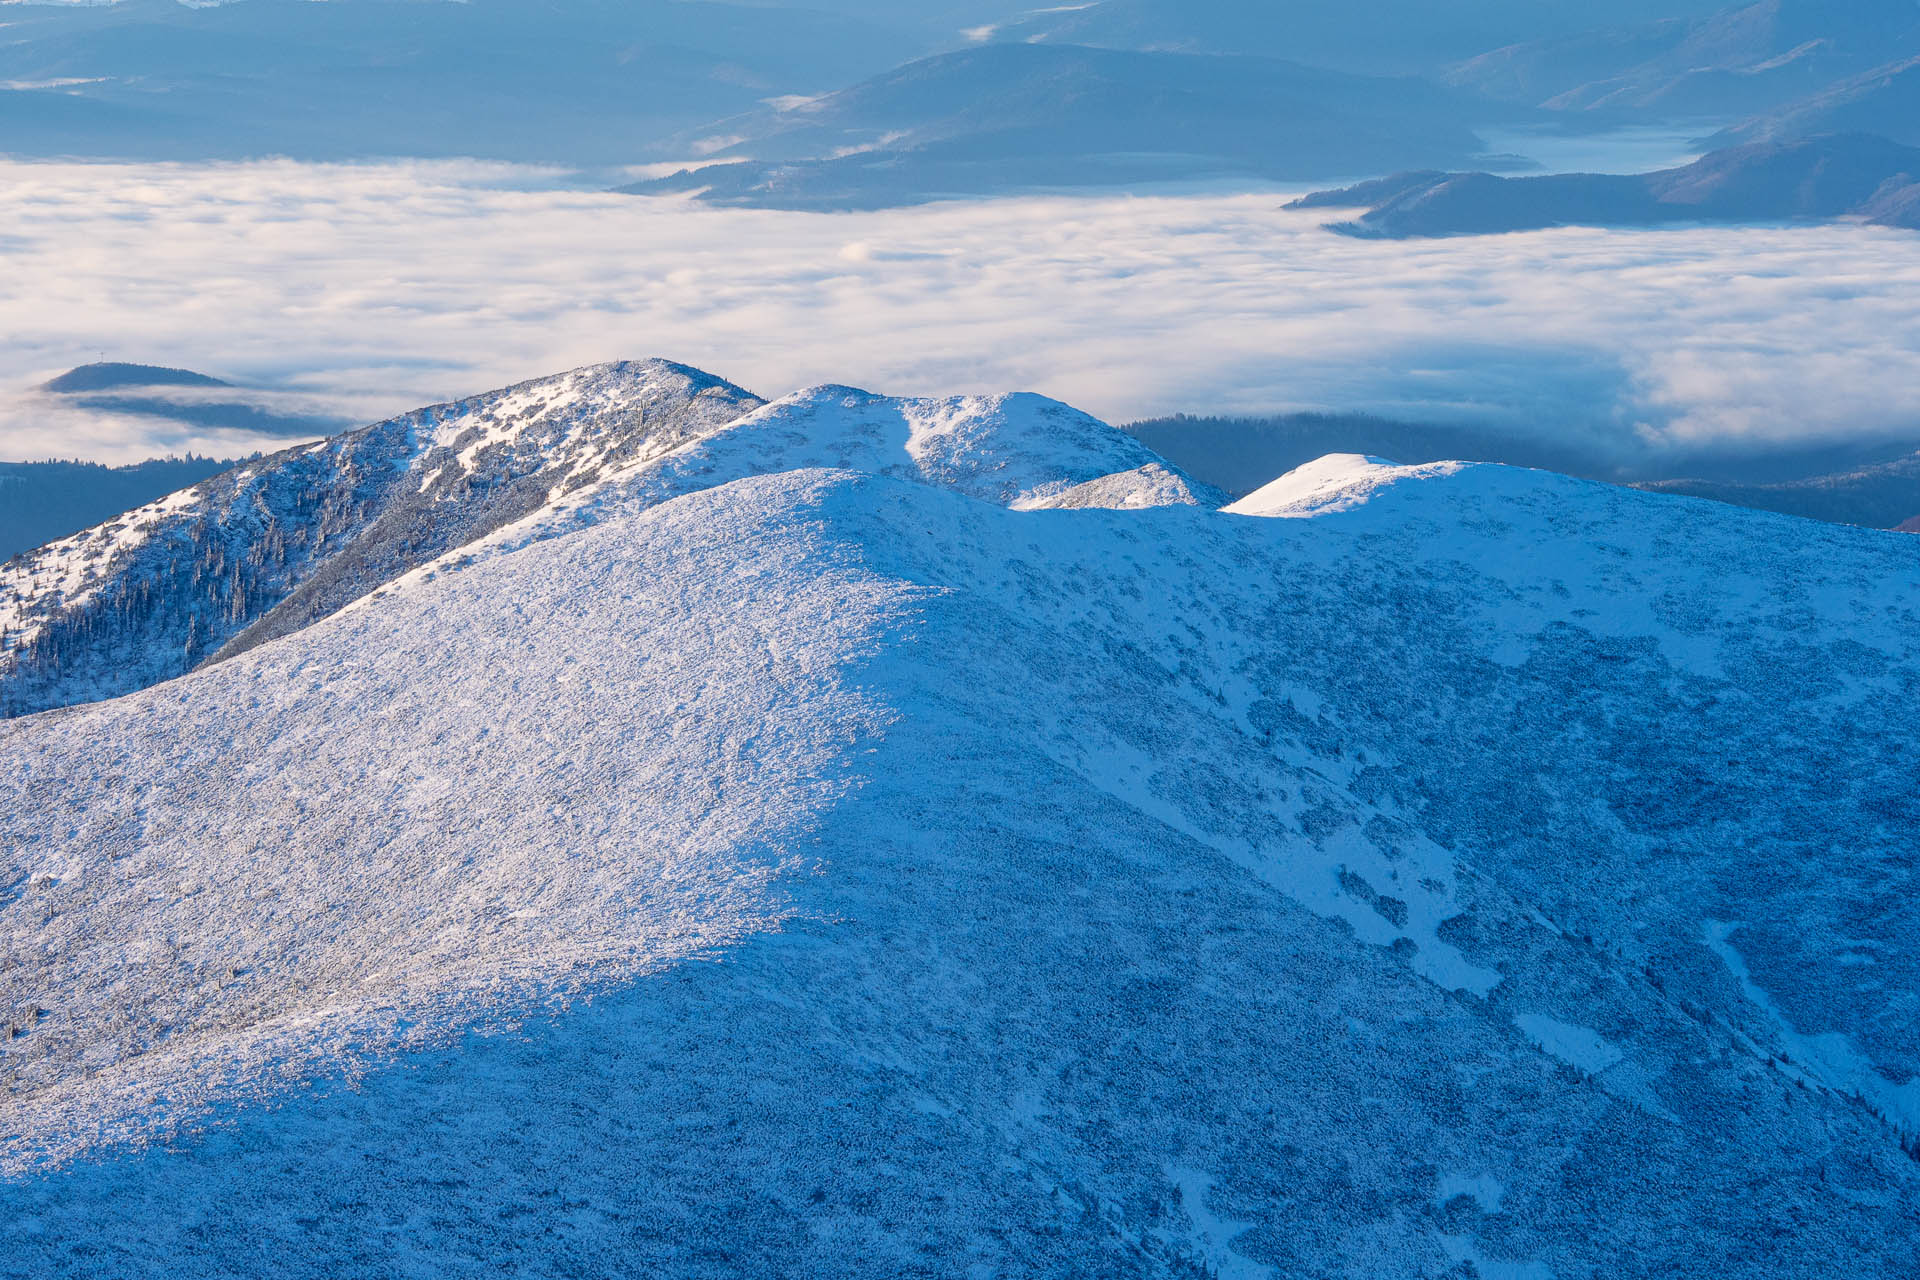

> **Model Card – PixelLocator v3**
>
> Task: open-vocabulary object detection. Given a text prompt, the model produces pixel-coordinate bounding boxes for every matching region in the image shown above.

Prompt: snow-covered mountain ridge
[2,368,1917,1277]
[343,383,1222,613]
[0,370,1212,720]
[0,360,765,718]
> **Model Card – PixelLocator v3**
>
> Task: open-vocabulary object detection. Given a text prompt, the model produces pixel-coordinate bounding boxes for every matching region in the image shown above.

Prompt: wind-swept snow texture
[3,394,1919,1278]
[0,360,765,719]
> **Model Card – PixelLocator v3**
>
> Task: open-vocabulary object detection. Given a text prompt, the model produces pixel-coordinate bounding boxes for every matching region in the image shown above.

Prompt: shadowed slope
[4,436,1917,1275]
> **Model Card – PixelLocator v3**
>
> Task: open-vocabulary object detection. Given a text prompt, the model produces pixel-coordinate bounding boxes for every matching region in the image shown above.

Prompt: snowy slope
[629,384,1184,508]
[0,361,763,718]
[1224,453,1466,517]
[318,384,1211,618]
[3,397,1918,1277]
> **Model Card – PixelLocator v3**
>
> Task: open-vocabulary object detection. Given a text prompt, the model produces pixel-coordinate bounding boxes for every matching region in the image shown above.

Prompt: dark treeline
[0,456,239,562]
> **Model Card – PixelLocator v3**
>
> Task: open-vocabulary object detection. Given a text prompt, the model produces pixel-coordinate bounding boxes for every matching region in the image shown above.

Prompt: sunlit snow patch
[1223,454,1468,519]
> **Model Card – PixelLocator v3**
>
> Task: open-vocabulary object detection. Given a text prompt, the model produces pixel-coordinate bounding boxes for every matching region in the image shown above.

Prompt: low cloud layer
[3,157,1918,465]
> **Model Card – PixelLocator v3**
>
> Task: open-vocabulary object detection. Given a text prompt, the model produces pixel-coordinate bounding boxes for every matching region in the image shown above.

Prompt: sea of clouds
[3,156,1919,466]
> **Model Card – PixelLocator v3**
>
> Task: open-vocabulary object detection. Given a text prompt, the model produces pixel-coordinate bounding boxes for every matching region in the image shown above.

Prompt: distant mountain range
[1446,0,1920,116]
[1718,52,1920,149]
[624,43,1533,209]
[975,1,1920,166]
[1290,134,1920,237]
[6,0,1919,205]
[617,1,1920,210]
[989,0,1728,75]
[0,0,922,165]
[5,360,1918,1276]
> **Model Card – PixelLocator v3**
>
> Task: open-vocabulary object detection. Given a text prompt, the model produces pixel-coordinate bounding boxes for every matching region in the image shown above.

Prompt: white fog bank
[2,158,1917,463]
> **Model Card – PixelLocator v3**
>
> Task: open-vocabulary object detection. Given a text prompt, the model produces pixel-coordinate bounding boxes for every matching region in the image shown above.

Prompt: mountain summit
[40,364,229,394]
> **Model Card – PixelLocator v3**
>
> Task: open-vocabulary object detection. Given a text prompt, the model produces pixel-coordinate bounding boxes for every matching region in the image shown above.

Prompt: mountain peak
[41,362,230,394]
